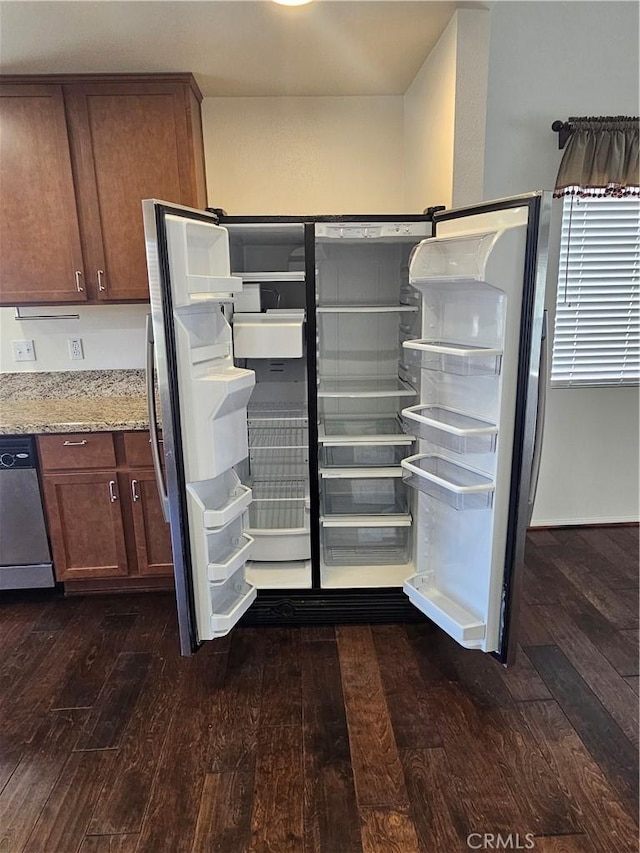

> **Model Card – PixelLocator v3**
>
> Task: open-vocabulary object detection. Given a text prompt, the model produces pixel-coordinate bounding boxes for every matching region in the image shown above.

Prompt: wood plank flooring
[0,527,637,852]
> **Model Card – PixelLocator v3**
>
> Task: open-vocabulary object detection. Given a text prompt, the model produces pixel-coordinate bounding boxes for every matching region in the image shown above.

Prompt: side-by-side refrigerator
[142,193,551,663]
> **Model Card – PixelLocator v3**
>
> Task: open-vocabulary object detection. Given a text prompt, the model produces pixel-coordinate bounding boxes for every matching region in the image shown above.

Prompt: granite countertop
[0,370,151,434]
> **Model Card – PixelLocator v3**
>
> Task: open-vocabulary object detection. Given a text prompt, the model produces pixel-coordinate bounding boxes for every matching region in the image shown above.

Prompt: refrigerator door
[143,200,257,656]
[401,192,551,663]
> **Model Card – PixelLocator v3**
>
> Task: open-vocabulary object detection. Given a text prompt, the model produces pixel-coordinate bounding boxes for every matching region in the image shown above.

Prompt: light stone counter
[0,370,150,434]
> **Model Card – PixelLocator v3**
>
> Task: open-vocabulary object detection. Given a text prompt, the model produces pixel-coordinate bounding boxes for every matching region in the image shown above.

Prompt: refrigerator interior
[227,224,312,590]
[314,224,430,588]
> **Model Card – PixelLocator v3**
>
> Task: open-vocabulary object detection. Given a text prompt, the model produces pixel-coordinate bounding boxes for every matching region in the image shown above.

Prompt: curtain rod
[552,116,640,150]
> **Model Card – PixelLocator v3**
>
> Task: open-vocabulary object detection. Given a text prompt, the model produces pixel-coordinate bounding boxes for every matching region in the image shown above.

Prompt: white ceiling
[0,0,480,97]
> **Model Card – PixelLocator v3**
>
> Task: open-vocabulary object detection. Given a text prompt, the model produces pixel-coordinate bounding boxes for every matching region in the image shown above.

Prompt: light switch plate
[12,339,36,361]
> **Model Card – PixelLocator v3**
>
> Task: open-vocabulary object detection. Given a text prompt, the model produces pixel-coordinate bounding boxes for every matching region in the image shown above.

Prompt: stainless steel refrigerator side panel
[142,198,199,655]
[499,191,552,664]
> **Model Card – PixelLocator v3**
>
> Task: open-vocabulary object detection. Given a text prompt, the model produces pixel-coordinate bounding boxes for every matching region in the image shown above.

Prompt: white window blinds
[551,195,640,387]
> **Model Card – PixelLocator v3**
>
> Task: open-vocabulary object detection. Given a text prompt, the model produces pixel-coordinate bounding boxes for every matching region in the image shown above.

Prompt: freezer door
[143,200,257,656]
[401,192,551,662]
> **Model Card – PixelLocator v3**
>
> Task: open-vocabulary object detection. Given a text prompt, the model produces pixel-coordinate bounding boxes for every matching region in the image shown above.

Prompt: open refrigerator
[143,193,551,662]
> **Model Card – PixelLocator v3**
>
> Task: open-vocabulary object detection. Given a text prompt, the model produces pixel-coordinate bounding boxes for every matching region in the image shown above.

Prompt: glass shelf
[317,376,417,398]
[320,416,409,441]
[401,405,497,454]
[317,304,419,313]
[402,340,502,376]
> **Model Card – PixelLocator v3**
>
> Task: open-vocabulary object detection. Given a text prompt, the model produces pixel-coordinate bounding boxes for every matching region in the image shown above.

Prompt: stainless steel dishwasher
[0,436,54,589]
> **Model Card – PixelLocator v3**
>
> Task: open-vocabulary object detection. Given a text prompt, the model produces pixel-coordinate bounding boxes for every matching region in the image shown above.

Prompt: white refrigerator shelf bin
[320,468,409,516]
[318,376,417,399]
[401,454,495,511]
[321,514,412,567]
[187,473,252,528]
[233,309,305,359]
[401,405,498,454]
[403,577,486,645]
[409,231,499,285]
[206,515,254,583]
[247,500,311,561]
[209,578,257,637]
[402,340,502,376]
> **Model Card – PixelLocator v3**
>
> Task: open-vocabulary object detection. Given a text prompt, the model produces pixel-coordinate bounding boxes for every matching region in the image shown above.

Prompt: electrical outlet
[12,339,36,361]
[68,338,84,361]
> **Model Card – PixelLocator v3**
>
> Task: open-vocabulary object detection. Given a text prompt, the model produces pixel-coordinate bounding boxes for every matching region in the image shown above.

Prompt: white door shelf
[401,454,495,511]
[205,515,254,583]
[187,473,252,528]
[401,405,498,454]
[408,231,499,286]
[208,533,254,584]
[403,576,486,647]
[317,304,419,314]
[209,578,257,638]
[318,377,417,398]
[233,310,305,359]
[402,340,502,376]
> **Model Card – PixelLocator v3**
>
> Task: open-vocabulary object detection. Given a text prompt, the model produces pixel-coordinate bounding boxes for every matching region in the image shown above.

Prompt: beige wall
[403,11,457,211]
[403,9,489,212]
[202,96,404,215]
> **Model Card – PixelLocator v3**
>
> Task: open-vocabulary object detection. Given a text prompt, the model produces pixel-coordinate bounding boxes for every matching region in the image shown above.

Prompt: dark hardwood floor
[0,527,638,852]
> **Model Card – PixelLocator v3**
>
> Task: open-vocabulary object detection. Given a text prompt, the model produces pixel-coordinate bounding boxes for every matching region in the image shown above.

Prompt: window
[551,195,640,387]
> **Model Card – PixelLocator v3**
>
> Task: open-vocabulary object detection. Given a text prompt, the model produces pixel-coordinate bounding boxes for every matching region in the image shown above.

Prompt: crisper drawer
[320,443,412,468]
[321,516,412,566]
[320,468,409,516]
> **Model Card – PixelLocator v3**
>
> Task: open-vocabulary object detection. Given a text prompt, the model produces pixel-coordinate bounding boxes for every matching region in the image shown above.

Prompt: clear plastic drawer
[321,517,412,566]
[320,443,412,468]
[321,469,409,516]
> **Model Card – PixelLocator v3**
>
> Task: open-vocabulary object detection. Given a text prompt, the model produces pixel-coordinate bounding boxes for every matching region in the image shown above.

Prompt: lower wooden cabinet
[42,471,129,581]
[129,471,173,576]
[38,431,174,592]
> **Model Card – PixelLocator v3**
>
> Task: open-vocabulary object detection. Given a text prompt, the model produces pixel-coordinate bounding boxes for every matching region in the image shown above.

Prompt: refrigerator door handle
[146,313,170,522]
[528,309,548,522]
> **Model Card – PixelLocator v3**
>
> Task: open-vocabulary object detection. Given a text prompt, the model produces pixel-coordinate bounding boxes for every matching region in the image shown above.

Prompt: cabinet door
[42,471,128,581]
[129,472,173,576]
[0,84,86,305]
[64,81,206,301]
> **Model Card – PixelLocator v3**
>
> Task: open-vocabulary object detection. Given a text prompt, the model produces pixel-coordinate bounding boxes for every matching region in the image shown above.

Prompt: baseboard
[530,517,639,528]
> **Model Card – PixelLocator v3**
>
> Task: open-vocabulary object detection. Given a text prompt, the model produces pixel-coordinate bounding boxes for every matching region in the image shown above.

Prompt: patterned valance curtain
[554,116,639,198]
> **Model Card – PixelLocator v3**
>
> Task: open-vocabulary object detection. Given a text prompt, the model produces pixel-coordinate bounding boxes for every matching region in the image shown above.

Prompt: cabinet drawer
[38,433,116,471]
[123,431,155,468]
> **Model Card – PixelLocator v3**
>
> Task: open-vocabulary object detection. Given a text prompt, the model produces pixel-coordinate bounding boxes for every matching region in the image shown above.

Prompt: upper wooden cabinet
[0,74,207,306]
[0,84,87,304]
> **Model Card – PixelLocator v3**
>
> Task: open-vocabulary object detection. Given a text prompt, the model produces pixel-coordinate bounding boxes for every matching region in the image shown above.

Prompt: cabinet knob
[97,270,106,292]
[108,480,118,502]
[74,271,84,292]
[131,479,140,502]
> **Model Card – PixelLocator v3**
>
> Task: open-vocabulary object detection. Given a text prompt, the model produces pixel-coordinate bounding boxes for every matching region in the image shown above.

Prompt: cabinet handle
[131,479,140,502]
[74,271,84,292]
[109,480,118,502]
[62,439,87,446]
[97,269,106,292]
